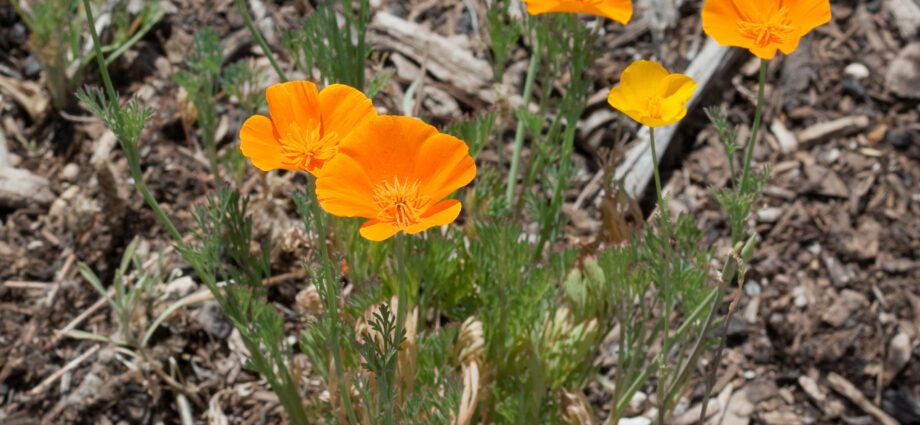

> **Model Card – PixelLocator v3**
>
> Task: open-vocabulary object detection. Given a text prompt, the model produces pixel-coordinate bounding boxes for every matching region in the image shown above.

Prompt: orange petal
[318,84,377,139]
[524,0,632,24]
[596,0,633,24]
[405,199,463,235]
[359,219,400,241]
[266,81,321,135]
[240,115,285,171]
[788,0,832,37]
[335,116,439,184]
[702,0,755,50]
[411,133,477,202]
[315,154,380,218]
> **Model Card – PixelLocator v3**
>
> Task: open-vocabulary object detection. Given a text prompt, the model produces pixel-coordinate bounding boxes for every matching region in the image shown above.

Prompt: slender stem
[739,59,767,193]
[84,0,183,244]
[307,179,359,425]
[389,235,410,424]
[234,0,288,83]
[83,0,117,106]
[505,35,541,207]
[648,127,667,222]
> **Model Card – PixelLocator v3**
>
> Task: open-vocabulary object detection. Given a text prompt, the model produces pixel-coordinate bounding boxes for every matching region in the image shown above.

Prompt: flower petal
[404,199,463,235]
[619,60,669,101]
[240,115,286,171]
[315,153,379,218]
[266,81,321,135]
[412,133,477,202]
[523,0,632,24]
[318,84,377,139]
[335,116,439,184]
[702,0,755,50]
[359,220,400,241]
[788,0,832,38]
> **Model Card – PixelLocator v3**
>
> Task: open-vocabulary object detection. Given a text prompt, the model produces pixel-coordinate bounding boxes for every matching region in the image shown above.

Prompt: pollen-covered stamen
[373,178,430,229]
[645,96,663,119]
[737,7,794,47]
[278,122,339,171]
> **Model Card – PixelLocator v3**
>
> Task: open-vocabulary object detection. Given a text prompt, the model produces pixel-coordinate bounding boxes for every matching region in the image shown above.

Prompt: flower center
[373,178,430,229]
[645,96,663,119]
[278,122,339,172]
[737,7,794,48]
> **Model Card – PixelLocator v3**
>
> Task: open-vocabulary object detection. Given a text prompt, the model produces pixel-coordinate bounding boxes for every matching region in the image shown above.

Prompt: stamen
[646,97,663,119]
[373,178,430,229]
[737,6,794,48]
[278,122,339,171]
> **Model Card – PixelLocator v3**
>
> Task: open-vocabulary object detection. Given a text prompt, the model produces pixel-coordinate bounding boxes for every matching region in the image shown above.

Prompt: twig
[2,280,52,290]
[29,344,100,396]
[827,372,899,425]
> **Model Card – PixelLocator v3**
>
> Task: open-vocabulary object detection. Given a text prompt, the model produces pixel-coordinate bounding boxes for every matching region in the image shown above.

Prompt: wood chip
[770,119,799,154]
[885,42,920,99]
[886,0,920,39]
[0,167,55,208]
[370,12,492,96]
[797,115,870,147]
[827,372,899,425]
[822,289,868,327]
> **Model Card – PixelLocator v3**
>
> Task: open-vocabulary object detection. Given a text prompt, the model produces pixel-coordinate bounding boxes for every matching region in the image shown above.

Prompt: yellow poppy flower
[315,116,477,241]
[522,0,633,25]
[702,0,832,60]
[607,60,697,128]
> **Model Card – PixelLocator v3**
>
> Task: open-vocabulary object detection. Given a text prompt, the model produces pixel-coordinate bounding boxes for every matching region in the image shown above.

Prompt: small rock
[882,333,912,385]
[23,55,41,78]
[885,129,917,150]
[61,163,80,182]
[822,289,868,328]
[883,389,920,425]
[756,207,784,223]
[164,276,197,299]
[804,165,849,198]
[823,255,854,286]
[744,280,762,296]
[617,417,651,425]
[195,301,232,339]
[793,286,808,308]
[626,391,648,416]
[845,63,870,80]
[885,43,920,99]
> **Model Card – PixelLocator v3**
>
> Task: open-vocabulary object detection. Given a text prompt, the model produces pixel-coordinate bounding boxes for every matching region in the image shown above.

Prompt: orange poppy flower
[607,60,697,128]
[240,81,376,174]
[522,0,633,25]
[702,0,832,60]
[315,116,477,241]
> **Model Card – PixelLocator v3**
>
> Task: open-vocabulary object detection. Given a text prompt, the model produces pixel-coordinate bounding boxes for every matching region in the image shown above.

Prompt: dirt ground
[1,0,919,424]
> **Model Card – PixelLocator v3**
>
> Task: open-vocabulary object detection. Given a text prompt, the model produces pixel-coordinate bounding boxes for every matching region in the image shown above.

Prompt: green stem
[83,0,117,107]
[309,183,360,425]
[648,127,668,223]
[505,35,541,207]
[388,235,410,424]
[739,59,767,194]
[83,0,183,244]
[234,0,288,83]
